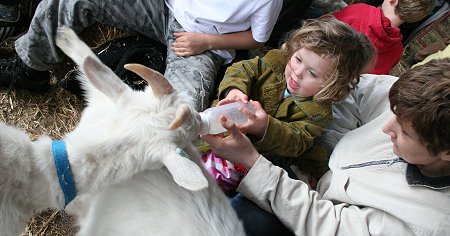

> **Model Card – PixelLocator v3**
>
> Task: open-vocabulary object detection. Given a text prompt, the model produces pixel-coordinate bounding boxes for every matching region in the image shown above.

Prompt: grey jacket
[239,110,450,235]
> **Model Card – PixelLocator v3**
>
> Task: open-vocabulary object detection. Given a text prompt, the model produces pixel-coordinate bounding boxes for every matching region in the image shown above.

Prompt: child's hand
[172,32,210,56]
[238,100,268,139]
[217,89,248,106]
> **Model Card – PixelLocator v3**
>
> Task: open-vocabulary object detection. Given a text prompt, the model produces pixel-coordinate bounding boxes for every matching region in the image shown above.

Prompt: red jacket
[333,4,403,74]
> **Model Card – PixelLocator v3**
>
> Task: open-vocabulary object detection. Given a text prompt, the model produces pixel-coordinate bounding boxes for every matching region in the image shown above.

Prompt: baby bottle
[199,101,255,135]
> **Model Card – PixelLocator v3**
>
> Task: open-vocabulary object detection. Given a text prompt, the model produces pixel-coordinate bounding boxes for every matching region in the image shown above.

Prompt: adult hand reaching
[201,116,260,169]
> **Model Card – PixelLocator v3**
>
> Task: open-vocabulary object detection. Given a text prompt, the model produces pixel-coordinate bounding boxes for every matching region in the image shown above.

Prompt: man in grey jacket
[202,58,450,235]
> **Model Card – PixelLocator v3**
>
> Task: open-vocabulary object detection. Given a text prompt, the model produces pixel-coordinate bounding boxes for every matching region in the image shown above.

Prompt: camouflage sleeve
[212,55,268,105]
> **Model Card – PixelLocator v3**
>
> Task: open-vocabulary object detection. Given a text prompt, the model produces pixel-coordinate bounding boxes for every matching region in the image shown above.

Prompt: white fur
[0,27,244,236]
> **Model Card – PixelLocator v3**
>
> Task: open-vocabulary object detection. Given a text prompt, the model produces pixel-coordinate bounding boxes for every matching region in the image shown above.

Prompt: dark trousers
[230,166,298,236]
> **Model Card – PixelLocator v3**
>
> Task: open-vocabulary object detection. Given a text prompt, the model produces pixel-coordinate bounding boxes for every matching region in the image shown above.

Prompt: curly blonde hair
[283,15,375,102]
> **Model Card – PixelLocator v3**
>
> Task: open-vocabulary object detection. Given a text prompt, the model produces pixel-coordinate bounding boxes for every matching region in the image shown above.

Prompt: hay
[1,24,127,236]
[0,86,84,140]
[1,40,83,236]
[21,210,78,236]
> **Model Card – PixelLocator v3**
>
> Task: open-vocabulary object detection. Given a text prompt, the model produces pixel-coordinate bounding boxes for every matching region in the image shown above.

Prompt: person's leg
[15,0,167,71]
[163,11,224,112]
[231,194,294,236]
[1,0,167,91]
[0,0,27,44]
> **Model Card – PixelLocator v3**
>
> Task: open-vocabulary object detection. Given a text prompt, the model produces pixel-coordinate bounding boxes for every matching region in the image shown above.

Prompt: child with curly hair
[212,15,375,179]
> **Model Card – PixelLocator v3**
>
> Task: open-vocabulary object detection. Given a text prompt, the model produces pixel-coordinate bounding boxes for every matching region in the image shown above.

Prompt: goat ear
[163,153,208,191]
[83,56,130,102]
[56,27,94,66]
[55,27,131,102]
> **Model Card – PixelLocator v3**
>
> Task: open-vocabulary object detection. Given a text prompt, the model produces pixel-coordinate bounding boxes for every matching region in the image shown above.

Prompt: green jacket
[213,49,332,176]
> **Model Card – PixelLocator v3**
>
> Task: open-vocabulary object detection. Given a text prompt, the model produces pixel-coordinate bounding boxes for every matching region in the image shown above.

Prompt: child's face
[285,48,331,98]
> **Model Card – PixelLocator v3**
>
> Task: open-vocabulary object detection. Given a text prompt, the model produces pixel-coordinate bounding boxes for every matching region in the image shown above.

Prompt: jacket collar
[406,164,450,189]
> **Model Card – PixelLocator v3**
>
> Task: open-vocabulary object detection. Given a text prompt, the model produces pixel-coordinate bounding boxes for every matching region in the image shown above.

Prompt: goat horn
[124,64,174,96]
[168,104,191,130]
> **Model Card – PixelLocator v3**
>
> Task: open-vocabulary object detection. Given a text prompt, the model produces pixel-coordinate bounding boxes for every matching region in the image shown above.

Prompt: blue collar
[52,140,77,206]
[284,88,292,98]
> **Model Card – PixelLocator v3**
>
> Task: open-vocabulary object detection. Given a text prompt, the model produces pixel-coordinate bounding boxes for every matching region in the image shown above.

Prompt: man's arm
[201,116,413,235]
[171,30,262,57]
[237,155,413,235]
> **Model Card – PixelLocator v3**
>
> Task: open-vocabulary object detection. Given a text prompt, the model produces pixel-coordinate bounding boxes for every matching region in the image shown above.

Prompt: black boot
[0,55,51,92]
[0,1,29,44]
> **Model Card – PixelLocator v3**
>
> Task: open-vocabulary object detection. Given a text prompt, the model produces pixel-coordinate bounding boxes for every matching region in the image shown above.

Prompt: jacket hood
[333,4,403,53]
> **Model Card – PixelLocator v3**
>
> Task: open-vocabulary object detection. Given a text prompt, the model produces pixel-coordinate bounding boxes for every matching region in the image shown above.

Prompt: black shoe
[0,3,28,44]
[94,35,166,91]
[0,55,51,92]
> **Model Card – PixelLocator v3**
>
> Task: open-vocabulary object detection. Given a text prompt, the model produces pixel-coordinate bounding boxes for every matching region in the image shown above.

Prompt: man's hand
[172,32,211,56]
[201,116,259,169]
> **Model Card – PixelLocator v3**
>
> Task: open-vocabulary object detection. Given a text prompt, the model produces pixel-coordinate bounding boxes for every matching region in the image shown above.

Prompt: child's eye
[295,56,302,63]
[309,70,317,78]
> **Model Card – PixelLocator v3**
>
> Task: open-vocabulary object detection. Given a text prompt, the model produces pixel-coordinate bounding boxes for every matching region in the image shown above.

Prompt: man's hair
[283,15,375,102]
[389,58,450,156]
[396,0,434,23]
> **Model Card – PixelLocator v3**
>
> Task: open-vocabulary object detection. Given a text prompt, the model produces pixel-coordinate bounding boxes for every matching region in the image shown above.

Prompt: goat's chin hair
[179,144,203,166]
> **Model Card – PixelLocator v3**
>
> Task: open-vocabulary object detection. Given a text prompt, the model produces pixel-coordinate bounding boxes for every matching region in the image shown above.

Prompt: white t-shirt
[165,0,283,63]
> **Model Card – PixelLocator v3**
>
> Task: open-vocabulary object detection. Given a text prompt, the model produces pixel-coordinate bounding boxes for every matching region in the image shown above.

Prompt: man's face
[382,115,437,165]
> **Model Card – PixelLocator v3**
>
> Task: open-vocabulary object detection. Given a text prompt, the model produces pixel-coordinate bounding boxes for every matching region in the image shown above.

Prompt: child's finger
[173,32,187,38]
[240,105,256,120]
[239,94,249,103]
[249,100,262,110]
[217,99,234,106]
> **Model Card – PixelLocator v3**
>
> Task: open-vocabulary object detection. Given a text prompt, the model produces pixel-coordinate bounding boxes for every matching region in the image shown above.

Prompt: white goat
[0,27,244,236]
